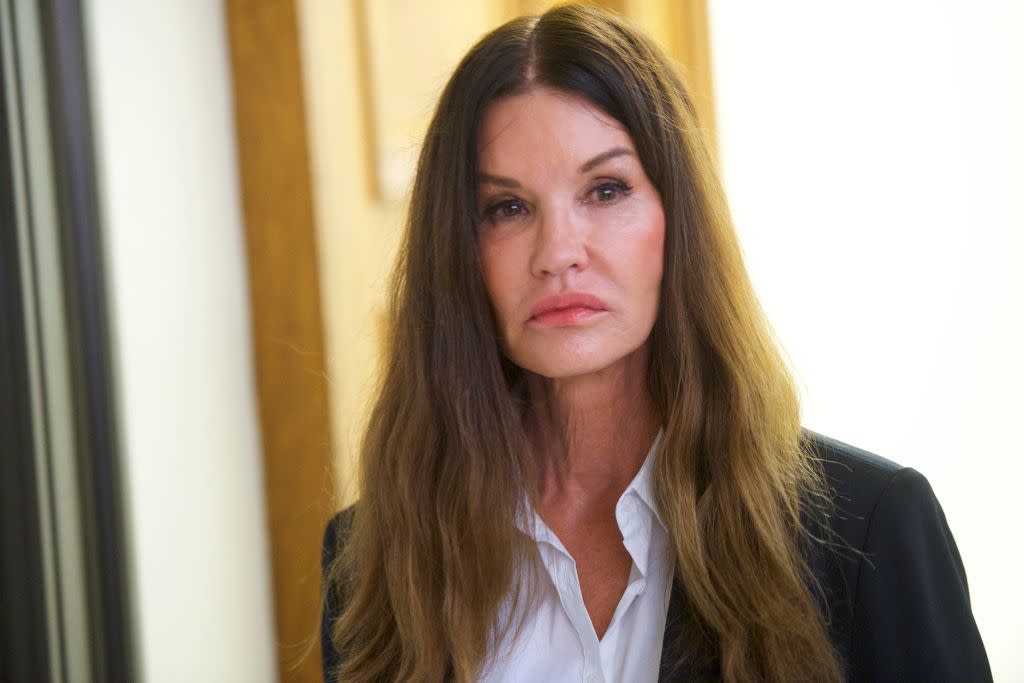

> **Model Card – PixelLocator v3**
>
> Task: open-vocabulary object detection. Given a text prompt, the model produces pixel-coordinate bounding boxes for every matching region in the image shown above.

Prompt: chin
[511,345,638,381]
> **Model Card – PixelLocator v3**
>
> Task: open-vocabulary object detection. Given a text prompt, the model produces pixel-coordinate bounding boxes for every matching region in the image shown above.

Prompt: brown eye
[485,199,528,222]
[499,201,524,217]
[590,180,632,204]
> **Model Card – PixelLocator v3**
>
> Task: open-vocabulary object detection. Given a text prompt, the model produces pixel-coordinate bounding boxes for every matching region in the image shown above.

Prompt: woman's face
[476,87,665,380]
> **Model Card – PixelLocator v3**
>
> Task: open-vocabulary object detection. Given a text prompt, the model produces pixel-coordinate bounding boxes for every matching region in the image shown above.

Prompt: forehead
[477,87,634,170]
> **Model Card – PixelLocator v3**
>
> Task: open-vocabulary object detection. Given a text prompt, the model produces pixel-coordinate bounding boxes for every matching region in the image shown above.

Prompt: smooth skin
[476,87,665,639]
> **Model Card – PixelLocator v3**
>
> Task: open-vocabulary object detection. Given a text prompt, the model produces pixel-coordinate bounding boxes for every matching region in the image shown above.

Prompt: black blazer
[321,433,991,682]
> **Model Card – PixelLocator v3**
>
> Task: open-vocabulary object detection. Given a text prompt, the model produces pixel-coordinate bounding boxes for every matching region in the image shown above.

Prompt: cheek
[643,218,666,284]
[621,204,666,295]
[477,239,520,326]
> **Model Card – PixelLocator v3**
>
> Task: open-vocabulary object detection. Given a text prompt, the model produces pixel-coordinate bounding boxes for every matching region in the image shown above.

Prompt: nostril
[531,227,588,278]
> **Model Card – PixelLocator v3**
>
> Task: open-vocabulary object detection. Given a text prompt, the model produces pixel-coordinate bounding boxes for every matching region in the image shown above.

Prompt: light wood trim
[224,2,334,682]
[351,0,383,202]
[665,0,718,159]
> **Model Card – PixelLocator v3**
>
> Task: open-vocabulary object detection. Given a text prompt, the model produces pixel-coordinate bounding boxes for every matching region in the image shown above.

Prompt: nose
[529,205,589,279]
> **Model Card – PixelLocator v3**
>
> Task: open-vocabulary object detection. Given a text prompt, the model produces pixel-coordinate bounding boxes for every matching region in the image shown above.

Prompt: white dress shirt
[479,431,674,683]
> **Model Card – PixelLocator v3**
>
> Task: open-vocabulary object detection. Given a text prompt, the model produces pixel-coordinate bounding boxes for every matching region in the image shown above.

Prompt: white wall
[85,3,277,682]
[709,1,1024,679]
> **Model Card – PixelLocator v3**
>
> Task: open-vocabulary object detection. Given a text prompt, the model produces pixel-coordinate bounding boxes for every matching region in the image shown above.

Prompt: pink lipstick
[528,292,608,327]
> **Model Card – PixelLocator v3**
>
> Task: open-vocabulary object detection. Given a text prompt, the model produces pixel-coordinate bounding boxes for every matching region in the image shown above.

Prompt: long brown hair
[325,4,843,681]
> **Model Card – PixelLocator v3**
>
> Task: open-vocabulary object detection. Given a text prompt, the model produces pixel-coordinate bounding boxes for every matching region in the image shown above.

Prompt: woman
[321,5,990,682]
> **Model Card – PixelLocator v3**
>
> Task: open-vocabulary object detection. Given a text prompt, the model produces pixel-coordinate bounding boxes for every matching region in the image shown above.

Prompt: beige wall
[297,0,711,505]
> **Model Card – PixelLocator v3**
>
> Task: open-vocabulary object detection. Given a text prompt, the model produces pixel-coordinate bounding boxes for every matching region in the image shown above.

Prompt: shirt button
[587,674,601,683]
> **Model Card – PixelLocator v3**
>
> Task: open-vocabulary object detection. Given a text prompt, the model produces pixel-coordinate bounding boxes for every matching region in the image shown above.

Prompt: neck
[524,345,661,507]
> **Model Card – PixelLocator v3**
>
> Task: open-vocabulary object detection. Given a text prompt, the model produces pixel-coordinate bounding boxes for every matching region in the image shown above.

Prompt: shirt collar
[515,429,666,542]
[621,428,666,531]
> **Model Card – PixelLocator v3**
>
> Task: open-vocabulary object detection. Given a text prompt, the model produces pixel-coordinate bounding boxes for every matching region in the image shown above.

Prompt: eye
[483,198,529,223]
[588,180,633,204]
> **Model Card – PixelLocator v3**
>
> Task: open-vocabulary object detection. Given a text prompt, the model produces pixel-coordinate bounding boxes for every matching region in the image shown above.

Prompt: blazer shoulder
[804,431,910,533]
[802,431,992,681]
[806,430,905,487]
[321,505,356,571]
[321,505,356,683]
[803,431,943,573]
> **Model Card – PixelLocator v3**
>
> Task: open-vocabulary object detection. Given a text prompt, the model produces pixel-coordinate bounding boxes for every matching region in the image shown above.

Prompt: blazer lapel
[658,578,719,682]
[658,578,688,682]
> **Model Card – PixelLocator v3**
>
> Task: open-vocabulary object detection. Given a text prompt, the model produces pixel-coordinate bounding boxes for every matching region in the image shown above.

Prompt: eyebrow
[477,147,636,189]
[478,173,521,188]
[578,146,634,173]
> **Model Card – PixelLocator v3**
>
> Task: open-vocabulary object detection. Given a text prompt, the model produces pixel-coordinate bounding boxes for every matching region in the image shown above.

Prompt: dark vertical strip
[36,1,133,682]
[0,19,52,683]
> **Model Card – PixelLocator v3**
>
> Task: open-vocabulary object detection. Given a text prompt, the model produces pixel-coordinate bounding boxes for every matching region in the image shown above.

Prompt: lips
[528,292,609,325]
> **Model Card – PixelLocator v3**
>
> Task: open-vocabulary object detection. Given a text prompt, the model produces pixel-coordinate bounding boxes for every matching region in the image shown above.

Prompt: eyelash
[481,180,634,224]
[588,179,633,204]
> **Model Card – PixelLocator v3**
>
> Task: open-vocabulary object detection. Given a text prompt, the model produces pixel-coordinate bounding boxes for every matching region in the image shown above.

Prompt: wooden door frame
[224,2,334,682]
